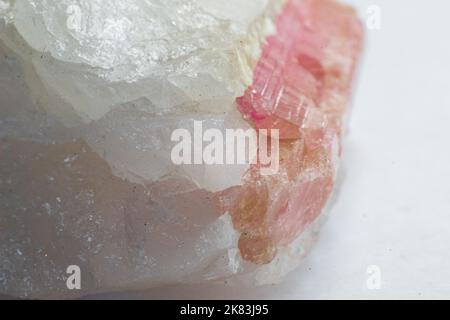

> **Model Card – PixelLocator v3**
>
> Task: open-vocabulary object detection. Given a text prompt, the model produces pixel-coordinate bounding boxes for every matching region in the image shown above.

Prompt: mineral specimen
[0,0,363,298]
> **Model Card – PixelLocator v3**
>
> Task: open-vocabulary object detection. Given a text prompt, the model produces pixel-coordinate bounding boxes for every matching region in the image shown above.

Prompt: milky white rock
[6,0,283,122]
[1,0,285,189]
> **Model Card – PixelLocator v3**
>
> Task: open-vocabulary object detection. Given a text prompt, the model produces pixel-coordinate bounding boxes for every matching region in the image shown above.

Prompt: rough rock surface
[0,0,363,298]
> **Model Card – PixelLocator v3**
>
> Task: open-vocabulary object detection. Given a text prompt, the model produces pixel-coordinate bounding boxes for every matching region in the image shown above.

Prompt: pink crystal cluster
[227,0,363,264]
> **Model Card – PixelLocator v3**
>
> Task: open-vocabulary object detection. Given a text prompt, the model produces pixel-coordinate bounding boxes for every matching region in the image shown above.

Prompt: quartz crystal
[0,0,363,298]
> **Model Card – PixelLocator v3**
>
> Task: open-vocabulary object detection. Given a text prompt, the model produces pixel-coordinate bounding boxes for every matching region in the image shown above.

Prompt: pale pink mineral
[229,0,363,264]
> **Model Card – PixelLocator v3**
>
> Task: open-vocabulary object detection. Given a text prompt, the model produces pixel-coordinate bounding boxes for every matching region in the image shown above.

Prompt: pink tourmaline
[229,0,364,264]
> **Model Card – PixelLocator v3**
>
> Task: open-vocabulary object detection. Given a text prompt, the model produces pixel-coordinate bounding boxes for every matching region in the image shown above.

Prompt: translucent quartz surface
[6,0,284,122]
[1,0,286,188]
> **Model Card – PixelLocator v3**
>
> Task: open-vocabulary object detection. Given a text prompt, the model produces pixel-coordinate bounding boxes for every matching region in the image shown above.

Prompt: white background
[90,0,450,299]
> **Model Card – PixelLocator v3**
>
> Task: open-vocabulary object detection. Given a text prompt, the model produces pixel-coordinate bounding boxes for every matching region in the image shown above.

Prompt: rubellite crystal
[0,0,363,298]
